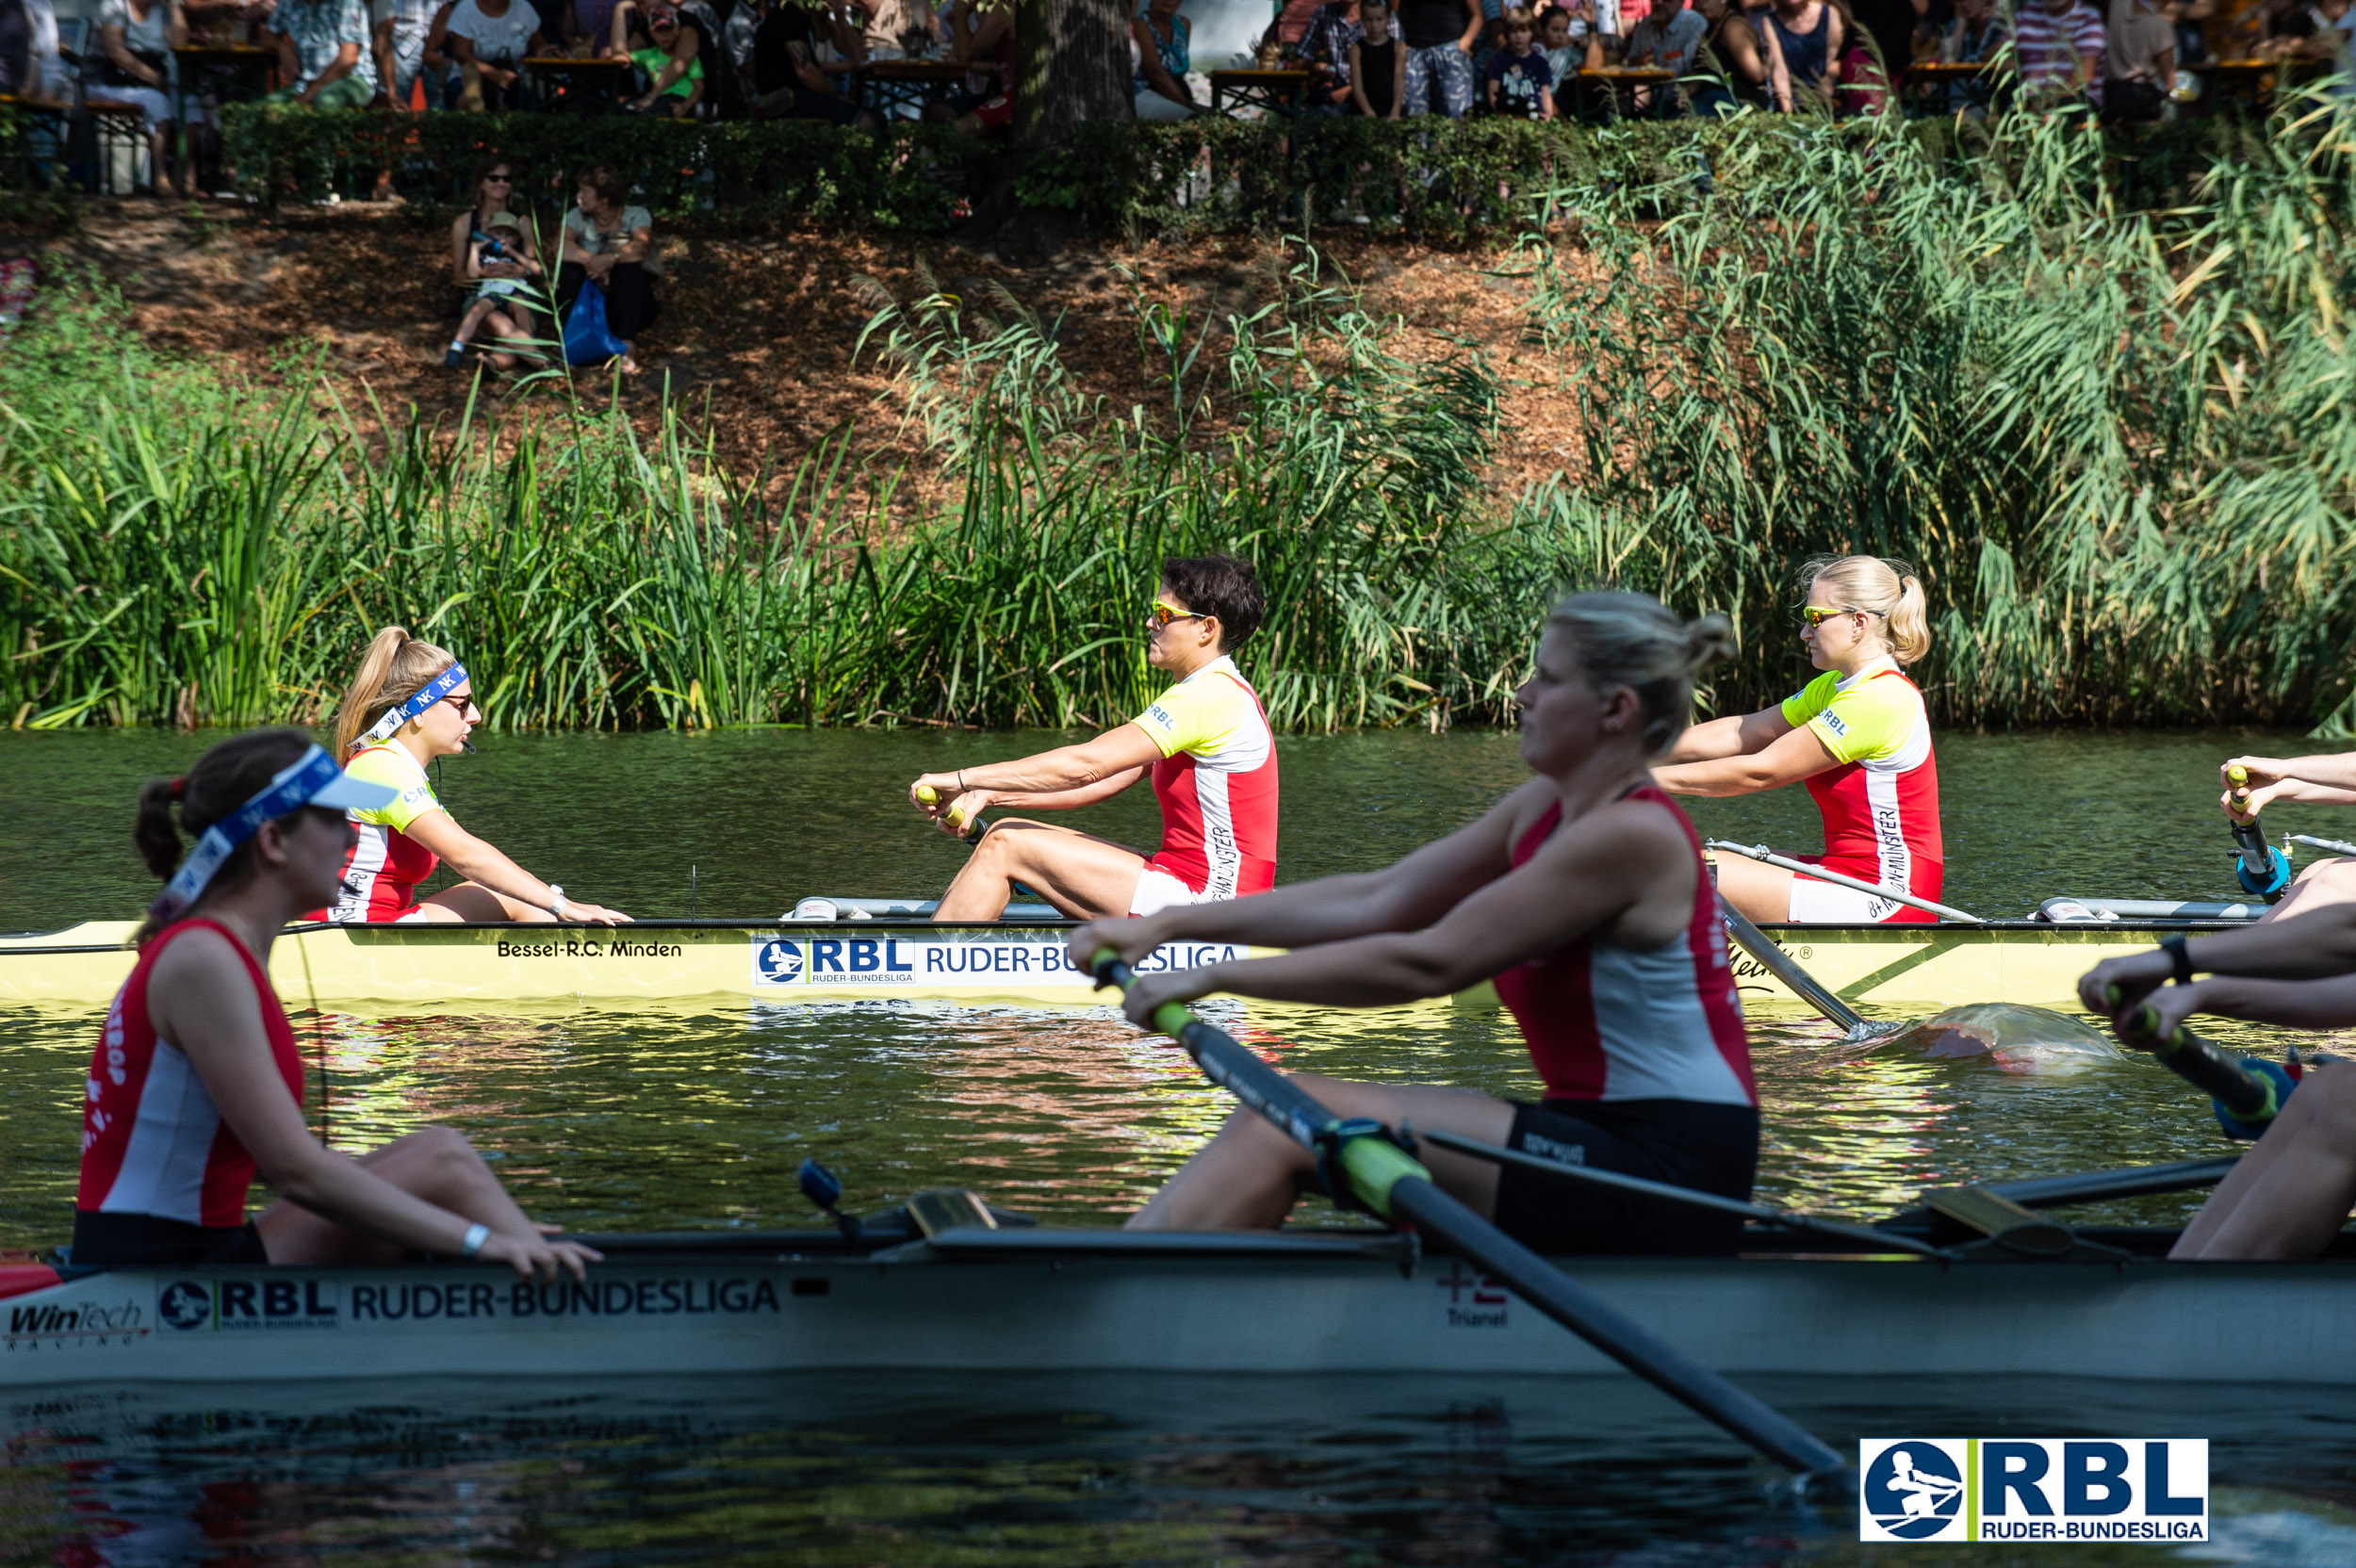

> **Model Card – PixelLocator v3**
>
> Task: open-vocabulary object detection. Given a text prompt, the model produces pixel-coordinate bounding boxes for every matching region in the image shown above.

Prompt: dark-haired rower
[78,727,597,1278]
[908,556,1281,921]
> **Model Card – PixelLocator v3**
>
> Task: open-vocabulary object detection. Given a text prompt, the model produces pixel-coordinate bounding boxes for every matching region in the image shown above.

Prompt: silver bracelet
[548,883,568,920]
[957,770,966,792]
[461,1222,491,1258]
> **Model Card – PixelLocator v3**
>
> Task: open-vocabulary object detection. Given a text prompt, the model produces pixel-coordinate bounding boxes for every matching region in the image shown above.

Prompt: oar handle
[1088,950,1427,1217]
[2112,988,2289,1136]
[2222,767,2291,899]
[915,783,986,844]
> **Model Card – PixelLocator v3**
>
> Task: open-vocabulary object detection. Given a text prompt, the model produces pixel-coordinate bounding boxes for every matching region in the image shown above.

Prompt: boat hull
[5,1232,2348,1388]
[0,917,2251,1008]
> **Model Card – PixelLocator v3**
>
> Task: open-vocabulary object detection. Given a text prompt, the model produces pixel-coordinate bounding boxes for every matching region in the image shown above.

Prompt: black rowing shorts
[1489,1098,1759,1256]
[71,1210,270,1266]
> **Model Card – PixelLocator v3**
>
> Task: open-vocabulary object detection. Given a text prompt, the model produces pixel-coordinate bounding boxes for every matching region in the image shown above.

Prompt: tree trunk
[1014,0,1134,146]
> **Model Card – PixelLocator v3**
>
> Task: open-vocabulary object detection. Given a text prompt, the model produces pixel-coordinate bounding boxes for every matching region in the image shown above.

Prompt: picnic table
[1570,64,1671,118]
[1900,58,2004,112]
[1208,68,1309,117]
[854,58,966,115]
[526,55,631,111]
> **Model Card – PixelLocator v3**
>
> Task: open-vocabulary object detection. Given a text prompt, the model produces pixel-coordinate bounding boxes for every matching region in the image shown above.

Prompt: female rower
[2217,750,2356,921]
[321,628,630,924]
[1651,554,1942,924]
[76,727,597,1277]
[1067,593,1757,1252]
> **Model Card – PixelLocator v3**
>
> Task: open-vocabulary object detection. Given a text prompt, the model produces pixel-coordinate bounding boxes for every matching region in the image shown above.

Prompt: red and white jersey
[327,742,443,922]
[1490,788,1756,1106]
[1129,656,1280,900]
[77,919,304,1229]
[1781,661,1944,924]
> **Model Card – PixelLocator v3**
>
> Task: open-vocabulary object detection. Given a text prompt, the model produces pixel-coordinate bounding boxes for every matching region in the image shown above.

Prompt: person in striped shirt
[2014,0,2106,104]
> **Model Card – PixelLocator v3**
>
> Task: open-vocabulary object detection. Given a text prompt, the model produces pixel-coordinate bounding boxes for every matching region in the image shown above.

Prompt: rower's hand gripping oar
[2105,983,2296,1140]
[915,784,986,844]
[2224,765,2293,902]
[1088,949,1853,1492]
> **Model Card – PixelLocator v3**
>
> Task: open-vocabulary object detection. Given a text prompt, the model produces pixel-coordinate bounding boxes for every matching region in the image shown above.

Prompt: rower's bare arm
[2081,907,2356,1020]
[911,725,1164,812]
[402,809,631,924]
[2147,972,2356,1035]
[1068,779,1538,972]
[984,764,1153,812]
[2221,777,2356,813]
[1660,709,1791,764]
[149,932,592,1281]
[1652,723,1835,797]
[2223,753,2356,795]
[1136,793,1684,1011]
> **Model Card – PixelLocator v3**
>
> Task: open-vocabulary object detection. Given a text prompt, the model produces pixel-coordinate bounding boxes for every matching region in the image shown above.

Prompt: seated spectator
[270,0,381,106]
[2263,0,2355,65]
[2105,0,2175,117]
[90,0,184,194]
[447,216,544,369]
[1691,0,1777,108]
[1397,0,1481,115]
[1266,0,1325,46]
[1539,2,1603,77]
[444,0,545,107]
[375,0,450,106]
[1623,0,1704,108]
[1829,0,1889,110]
[1760,0,1841,107]
[611,0,704,112]
[752,0,868,120]
[1930,0,2005,107]
[847,0,922,56]
[556,164,659,374]
[1299,0,1365,113]
[1133,0,1200,119]
[450,159,536,315]
[2014,0,2105,106]
[922,0,1011,130]
[1350,0,1408,112]
[1483,4,1555,112]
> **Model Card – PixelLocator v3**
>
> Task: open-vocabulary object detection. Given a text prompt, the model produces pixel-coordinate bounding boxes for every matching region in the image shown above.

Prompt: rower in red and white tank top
[1779,658,1943,923]
[1489,784,1756,1108]
[78,918,304,1233]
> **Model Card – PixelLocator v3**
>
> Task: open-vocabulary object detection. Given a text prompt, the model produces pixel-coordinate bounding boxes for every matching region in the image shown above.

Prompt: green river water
[3,727,2354,1565]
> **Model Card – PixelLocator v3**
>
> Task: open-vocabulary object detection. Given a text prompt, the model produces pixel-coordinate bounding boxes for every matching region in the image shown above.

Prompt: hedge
[218,98,2282,239]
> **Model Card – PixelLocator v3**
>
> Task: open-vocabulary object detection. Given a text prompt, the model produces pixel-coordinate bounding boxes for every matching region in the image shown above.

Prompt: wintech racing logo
[753,939,804,986]
[1862,1442,1965,1539]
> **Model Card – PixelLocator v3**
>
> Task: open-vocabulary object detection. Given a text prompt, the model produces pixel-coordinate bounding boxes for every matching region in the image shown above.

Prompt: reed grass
[9,100,2356,734]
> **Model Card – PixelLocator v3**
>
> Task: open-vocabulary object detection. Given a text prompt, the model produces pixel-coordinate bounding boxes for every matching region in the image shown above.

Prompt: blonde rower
[321,629,630,925]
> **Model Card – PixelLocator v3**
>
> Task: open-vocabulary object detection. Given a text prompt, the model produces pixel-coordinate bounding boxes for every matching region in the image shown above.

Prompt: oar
[2223,765,2293,901]
[1716,894,1893,1041]
[1706,841,1982,923]
[915,783,986,844]
[1088,951,1853,1489]
[2108,985,2293,1139]
[2288,832,2356,859]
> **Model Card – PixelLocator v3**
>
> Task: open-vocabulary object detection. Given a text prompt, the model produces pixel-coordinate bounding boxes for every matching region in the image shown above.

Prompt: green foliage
[1522,91,2356,729]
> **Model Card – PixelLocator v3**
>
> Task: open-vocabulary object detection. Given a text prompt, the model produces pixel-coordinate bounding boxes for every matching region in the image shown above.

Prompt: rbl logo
[1859,1439,2207,1544]
[754,939,804,985]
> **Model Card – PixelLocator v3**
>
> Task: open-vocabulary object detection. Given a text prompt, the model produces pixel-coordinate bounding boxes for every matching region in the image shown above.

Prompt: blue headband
[358,662,469,748]
[150,745,350,923]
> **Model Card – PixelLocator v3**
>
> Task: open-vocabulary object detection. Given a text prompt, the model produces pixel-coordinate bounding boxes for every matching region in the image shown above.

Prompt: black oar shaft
[1716,895,1868,1035]
[2138,1012,2280,1123]
[1094,956,1849,1484]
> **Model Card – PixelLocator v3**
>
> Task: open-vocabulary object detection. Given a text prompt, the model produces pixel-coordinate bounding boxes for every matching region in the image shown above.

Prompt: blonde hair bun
[1546,591,1730,757]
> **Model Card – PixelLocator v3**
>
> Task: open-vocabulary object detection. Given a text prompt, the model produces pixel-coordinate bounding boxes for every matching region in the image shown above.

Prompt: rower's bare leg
[413,883,557,923]
[2171,1059,2356,1260]
[1126,1074,1515,1231]
[254,1126,552,1265]
[933,819,1151,922]
[1711,855,1794,924]
[2259,858,2356,924]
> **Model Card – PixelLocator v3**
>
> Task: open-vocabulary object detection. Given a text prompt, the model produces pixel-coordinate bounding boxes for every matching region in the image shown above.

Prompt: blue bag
[563,280,630,367]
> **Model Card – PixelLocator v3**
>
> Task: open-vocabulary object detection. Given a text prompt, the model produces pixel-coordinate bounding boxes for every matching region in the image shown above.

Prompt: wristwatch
[2159,933,2194,987]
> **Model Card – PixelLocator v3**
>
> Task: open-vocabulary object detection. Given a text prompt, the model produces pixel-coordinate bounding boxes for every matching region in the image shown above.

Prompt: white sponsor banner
[751,935,1249,991]
[1859,1438,2208,1544]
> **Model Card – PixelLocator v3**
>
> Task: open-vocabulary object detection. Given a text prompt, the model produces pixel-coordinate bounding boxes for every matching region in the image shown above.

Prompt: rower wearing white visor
[318,628,629,925]
[75,727,598,1278]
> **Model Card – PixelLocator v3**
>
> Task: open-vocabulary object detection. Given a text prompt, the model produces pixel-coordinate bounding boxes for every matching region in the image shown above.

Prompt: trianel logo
[1859,1439,2207,1544]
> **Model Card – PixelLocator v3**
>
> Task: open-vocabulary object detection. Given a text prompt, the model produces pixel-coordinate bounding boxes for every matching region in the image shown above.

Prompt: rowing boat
[0,897,2260,1008]
[5,1204,2348,1389]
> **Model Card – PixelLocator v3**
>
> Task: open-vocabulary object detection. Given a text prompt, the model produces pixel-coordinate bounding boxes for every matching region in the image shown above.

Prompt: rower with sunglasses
[908,556,1279,922]
[315,628,630,925]
[1650,555,1945,924]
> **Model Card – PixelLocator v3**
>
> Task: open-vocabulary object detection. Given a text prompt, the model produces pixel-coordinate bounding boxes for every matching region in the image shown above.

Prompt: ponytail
[1546,591,1734,757]
[334,627,459,755]
[1796,555,1932,666]
[129,727,319,949]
